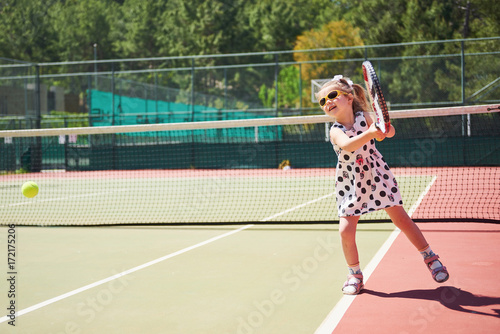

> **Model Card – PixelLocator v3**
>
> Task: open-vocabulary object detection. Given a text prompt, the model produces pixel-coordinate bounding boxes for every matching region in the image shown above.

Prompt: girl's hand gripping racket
[362,61,390,141]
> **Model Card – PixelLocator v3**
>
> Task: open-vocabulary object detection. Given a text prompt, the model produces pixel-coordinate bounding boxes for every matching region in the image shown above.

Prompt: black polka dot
[347,165,352,172]
[344,185,350,191]
[391,187,398,193]
[375,200,381,206]
[357,197,362,202]
[361,188,367,194]
[360,121,366,127]
[357,182,362,188]
[376,161,380,167]
[370,195,374,200]
[339,190,345,196]
[355,167,360,173]
[338,176,343,182]
[363,145,367,151]
[380,191,386,197]
[369,149,374,154]
[399,200,403,205]
[363,165,369,171]
[343,154,350,160]
[366,180,372,186]
[384,165,390,170]
[348,203,354,208]
[374,176,381,183]
[357,131,363,135]
[355,209,361,214]
[383,174,389,180]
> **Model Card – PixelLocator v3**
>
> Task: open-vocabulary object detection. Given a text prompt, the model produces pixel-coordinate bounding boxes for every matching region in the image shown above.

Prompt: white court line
[0,224,254,324]
[260,192,336,222]
[314,176,437,334]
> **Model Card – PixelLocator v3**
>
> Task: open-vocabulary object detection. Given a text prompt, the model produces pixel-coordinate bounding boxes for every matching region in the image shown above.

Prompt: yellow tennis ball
[22,181,39,198]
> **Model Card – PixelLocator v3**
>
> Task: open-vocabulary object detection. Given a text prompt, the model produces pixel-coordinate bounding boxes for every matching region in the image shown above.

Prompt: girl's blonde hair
[315,76,370,114]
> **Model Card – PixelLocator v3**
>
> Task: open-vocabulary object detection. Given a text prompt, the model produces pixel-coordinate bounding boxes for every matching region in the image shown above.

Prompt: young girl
[316,75,449,295]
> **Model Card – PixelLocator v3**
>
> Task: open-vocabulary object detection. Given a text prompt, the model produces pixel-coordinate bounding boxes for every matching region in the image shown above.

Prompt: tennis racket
[362,61,390,136]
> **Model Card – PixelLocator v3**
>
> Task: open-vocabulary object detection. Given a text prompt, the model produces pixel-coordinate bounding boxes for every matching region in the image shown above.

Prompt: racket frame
[362,61,390,133]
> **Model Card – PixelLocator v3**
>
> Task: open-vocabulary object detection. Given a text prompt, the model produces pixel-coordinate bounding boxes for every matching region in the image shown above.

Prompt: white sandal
[342,274,364,295]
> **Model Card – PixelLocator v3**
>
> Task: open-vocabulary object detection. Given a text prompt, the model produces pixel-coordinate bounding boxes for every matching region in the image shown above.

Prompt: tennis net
[1,104,499,226]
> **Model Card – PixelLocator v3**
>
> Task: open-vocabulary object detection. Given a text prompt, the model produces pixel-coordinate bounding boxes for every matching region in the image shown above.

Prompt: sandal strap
[424,254,440,265]
[347,274,364,280]
[431,265,448,276]
[343,274,364,294]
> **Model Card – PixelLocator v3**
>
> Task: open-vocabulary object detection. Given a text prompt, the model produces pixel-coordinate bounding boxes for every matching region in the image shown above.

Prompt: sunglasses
[319,90,348,107]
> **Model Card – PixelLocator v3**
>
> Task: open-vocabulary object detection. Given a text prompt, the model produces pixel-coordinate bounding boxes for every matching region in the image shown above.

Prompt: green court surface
[0,223,395,334]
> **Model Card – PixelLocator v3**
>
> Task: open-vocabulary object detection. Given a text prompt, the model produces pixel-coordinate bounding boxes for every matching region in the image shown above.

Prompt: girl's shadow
[363,286,500,318]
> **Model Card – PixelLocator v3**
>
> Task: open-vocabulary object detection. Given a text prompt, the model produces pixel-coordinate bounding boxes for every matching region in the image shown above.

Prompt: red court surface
[333,223,500,334]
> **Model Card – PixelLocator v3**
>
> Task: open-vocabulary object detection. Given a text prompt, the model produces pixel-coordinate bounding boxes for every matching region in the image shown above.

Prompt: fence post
[299,63,302,114]
[111,62,115,126]
[111,62,116,170]
[155,72,159,123]
[460,40,471,137]
[32,64,42,172]
[274,54,279,117]
[461,40,466,105]
[224,67,227,111]
[191,58,195,122]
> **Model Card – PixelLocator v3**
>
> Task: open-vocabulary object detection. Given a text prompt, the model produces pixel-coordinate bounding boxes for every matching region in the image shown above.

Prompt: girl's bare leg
[385,205,449,282]
[385,205,428,250]
[339,215,361,266]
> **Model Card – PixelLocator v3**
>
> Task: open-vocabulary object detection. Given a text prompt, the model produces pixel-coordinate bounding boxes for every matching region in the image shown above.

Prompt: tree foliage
[293,20,364,108]
[0,0,497,109]
[294,20,364,82]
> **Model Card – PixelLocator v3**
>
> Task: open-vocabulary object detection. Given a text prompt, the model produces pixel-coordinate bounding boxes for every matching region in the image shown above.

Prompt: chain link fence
[0,37,498,130]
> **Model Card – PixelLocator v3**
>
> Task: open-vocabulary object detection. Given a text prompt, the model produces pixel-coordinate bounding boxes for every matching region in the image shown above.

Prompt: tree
[335,0,500,106]
[113,0,168,59]
[258,65,301,110]
[50,0,120,64]
[293,20,364,108]
[0,0,58,62]
[244,0,337,52]
[156,0,232,58]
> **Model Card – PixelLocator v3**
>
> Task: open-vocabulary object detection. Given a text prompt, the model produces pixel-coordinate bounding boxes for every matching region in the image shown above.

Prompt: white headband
[332,75,353,88]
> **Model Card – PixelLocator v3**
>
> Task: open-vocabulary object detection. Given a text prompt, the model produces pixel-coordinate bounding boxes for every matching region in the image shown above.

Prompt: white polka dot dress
[331,111,403,217]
